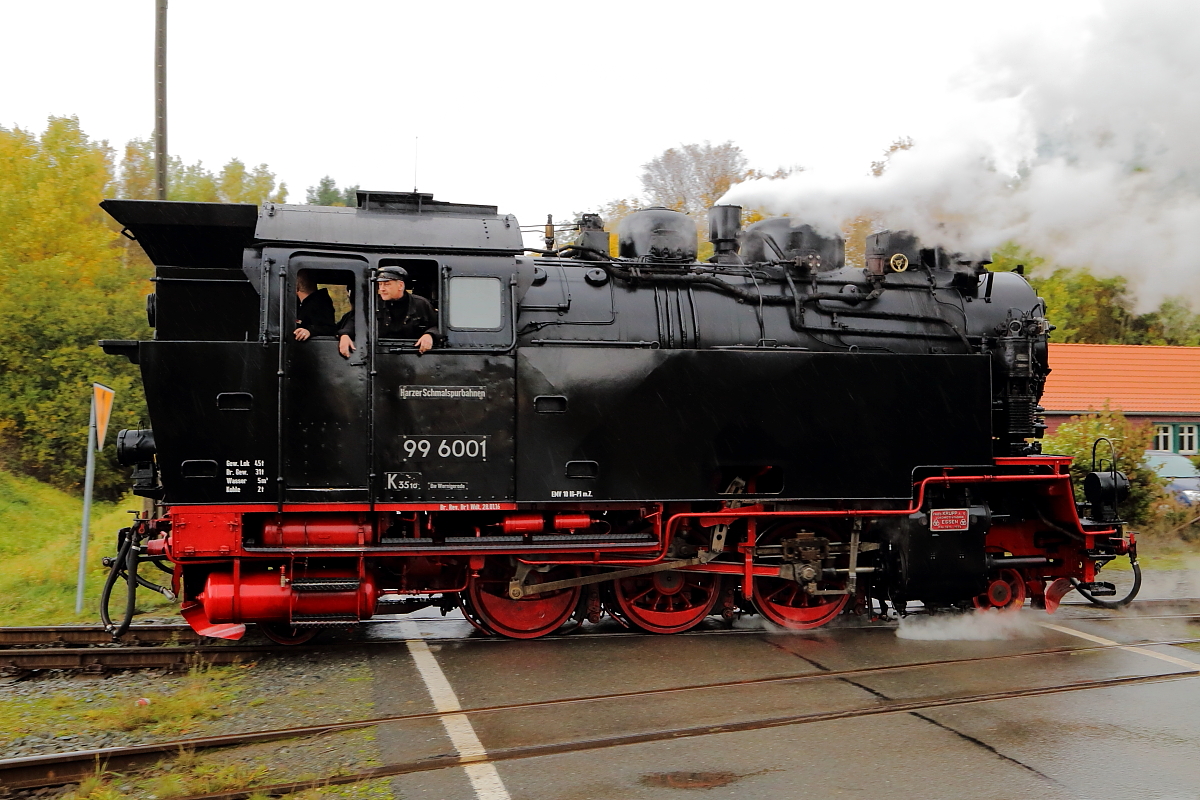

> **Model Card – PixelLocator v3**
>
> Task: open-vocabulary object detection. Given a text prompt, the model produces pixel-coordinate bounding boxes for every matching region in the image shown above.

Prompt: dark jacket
[296,288,338,336]
[337,292,438,340]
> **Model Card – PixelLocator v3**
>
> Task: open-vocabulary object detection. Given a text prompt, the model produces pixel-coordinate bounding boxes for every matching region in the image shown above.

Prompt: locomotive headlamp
[116,428,162,499]
[1084,470,1130,522]
[116,428,156,466]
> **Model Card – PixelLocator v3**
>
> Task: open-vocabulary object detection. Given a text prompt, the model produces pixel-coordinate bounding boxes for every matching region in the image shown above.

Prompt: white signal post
[76,384,115,615]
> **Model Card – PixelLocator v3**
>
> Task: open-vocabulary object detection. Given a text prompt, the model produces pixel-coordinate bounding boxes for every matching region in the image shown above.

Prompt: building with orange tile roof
[1042,343,1200,453]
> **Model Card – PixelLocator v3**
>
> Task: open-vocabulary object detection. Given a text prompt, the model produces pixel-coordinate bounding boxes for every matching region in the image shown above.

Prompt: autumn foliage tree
[640,141,753,217]
[0,118,149,498]
[0,121,293,499]
[120,138,288,204]
[582,141,793,259]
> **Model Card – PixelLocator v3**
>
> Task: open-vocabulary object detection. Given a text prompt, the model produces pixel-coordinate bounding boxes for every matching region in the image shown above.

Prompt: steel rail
[144,671,1200,799]
[0,626,825,672]
[0,625,200,647]
[6,634,1200,790]
[0,628,781,672]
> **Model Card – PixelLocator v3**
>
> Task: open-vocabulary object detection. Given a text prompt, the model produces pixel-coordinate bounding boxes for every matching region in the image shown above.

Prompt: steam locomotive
[97,191,1136,641]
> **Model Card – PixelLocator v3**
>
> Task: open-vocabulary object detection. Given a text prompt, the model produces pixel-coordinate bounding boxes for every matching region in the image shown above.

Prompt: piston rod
[986,556,1053,567]
[509,558,702,599]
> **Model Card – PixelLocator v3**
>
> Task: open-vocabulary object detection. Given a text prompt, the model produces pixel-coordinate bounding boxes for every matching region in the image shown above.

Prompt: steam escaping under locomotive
[97,191,1138,641]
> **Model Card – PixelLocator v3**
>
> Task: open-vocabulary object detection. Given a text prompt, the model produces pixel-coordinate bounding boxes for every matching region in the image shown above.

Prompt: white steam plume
[896,609,1044,641]
[721,1,1200,311]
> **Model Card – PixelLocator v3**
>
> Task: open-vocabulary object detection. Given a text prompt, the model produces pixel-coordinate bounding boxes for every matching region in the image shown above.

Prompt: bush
[1041,407,1161,525]
[1040,404,1164,524]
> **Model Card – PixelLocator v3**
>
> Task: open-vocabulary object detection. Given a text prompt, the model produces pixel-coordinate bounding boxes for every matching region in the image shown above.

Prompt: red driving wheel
[613,570,721,634]
[973,568,1027,610]
[752,525,849,630]
[466,562,581,639]
[753,579,849,630]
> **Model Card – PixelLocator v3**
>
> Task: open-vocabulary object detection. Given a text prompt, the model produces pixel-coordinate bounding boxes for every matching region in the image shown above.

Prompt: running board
[290,579,361,593]
[290,615,359,628]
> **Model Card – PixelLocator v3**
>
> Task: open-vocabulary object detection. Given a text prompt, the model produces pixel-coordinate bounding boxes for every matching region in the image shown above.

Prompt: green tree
[1127,297,1200,346]
[307,175,340,205]
[0,118,150,499]
[989,242,1200,345]
[306,176,358,207]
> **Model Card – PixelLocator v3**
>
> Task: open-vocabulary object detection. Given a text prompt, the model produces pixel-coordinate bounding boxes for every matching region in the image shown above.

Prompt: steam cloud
[721,1,1200,311]
[896,609,1044,641]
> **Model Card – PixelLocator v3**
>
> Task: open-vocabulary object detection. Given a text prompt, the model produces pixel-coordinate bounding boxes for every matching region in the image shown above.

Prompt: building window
[1155,425,1173,451]
[1180,425,1198,455]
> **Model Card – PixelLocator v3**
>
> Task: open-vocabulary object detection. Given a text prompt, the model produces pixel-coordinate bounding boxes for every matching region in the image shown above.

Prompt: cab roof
[100,191,523,267]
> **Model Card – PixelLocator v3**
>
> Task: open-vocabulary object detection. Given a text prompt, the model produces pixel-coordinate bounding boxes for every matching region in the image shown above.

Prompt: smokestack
[708,205,742,264]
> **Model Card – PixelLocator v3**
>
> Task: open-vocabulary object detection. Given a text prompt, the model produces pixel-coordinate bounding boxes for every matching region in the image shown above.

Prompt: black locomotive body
[99,191,1133,639]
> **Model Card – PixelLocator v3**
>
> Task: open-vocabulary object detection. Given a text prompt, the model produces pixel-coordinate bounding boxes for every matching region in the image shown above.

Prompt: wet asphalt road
[363,592,1200,800]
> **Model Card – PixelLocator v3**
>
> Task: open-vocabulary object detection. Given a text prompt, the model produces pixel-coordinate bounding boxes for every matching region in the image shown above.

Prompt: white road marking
[400,622,511,800]
[1040,622,1200,672]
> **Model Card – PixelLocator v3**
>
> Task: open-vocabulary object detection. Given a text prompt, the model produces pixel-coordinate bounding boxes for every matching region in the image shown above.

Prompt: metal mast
[154,0,168,199]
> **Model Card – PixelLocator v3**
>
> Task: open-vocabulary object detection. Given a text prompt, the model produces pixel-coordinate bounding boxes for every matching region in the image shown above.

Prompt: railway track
[0,625,201,647]
[168,670,1200,800]
[2,597,1197,673]
[4,633,1200,792]
[0,625,781,674]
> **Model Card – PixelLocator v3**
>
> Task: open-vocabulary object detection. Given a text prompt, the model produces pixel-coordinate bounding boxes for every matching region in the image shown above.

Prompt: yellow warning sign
[93,383,115,450]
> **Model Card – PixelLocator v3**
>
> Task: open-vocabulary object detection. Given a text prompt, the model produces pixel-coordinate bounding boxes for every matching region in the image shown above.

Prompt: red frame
[164,456,1127,634]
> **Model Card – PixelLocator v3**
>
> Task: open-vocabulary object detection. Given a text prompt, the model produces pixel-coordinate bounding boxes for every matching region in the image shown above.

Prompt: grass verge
[0,663,253,747]
[0,468,173,625]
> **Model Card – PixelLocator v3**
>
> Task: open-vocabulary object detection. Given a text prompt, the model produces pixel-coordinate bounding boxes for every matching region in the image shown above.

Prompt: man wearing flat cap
[338,266,437,358]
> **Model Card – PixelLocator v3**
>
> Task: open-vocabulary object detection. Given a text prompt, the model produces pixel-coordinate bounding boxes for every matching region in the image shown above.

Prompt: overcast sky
[2,0,1101,234]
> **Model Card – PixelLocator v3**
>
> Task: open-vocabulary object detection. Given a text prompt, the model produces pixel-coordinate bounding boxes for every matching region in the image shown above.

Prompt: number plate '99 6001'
[400,436,489,462]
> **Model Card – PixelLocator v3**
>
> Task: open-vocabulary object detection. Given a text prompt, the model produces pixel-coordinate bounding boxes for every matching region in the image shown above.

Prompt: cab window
[448,277,502,330]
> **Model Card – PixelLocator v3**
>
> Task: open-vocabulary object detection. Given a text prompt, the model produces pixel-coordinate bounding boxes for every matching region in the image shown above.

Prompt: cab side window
[448,277,502,331]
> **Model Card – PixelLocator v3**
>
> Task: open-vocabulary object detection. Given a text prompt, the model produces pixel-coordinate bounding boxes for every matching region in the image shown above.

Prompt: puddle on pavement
[640,771,744,789]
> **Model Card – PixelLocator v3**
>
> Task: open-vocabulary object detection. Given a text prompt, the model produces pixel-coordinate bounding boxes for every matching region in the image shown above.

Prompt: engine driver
[293,270,338,340]
[338,265,437,357]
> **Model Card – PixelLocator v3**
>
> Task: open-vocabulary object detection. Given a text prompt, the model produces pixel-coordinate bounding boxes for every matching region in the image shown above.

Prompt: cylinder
[502,514,546,534]
[198,569,377,623]
[553,514,594,531]
[200,572,289,622]
[262,514,373,547]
